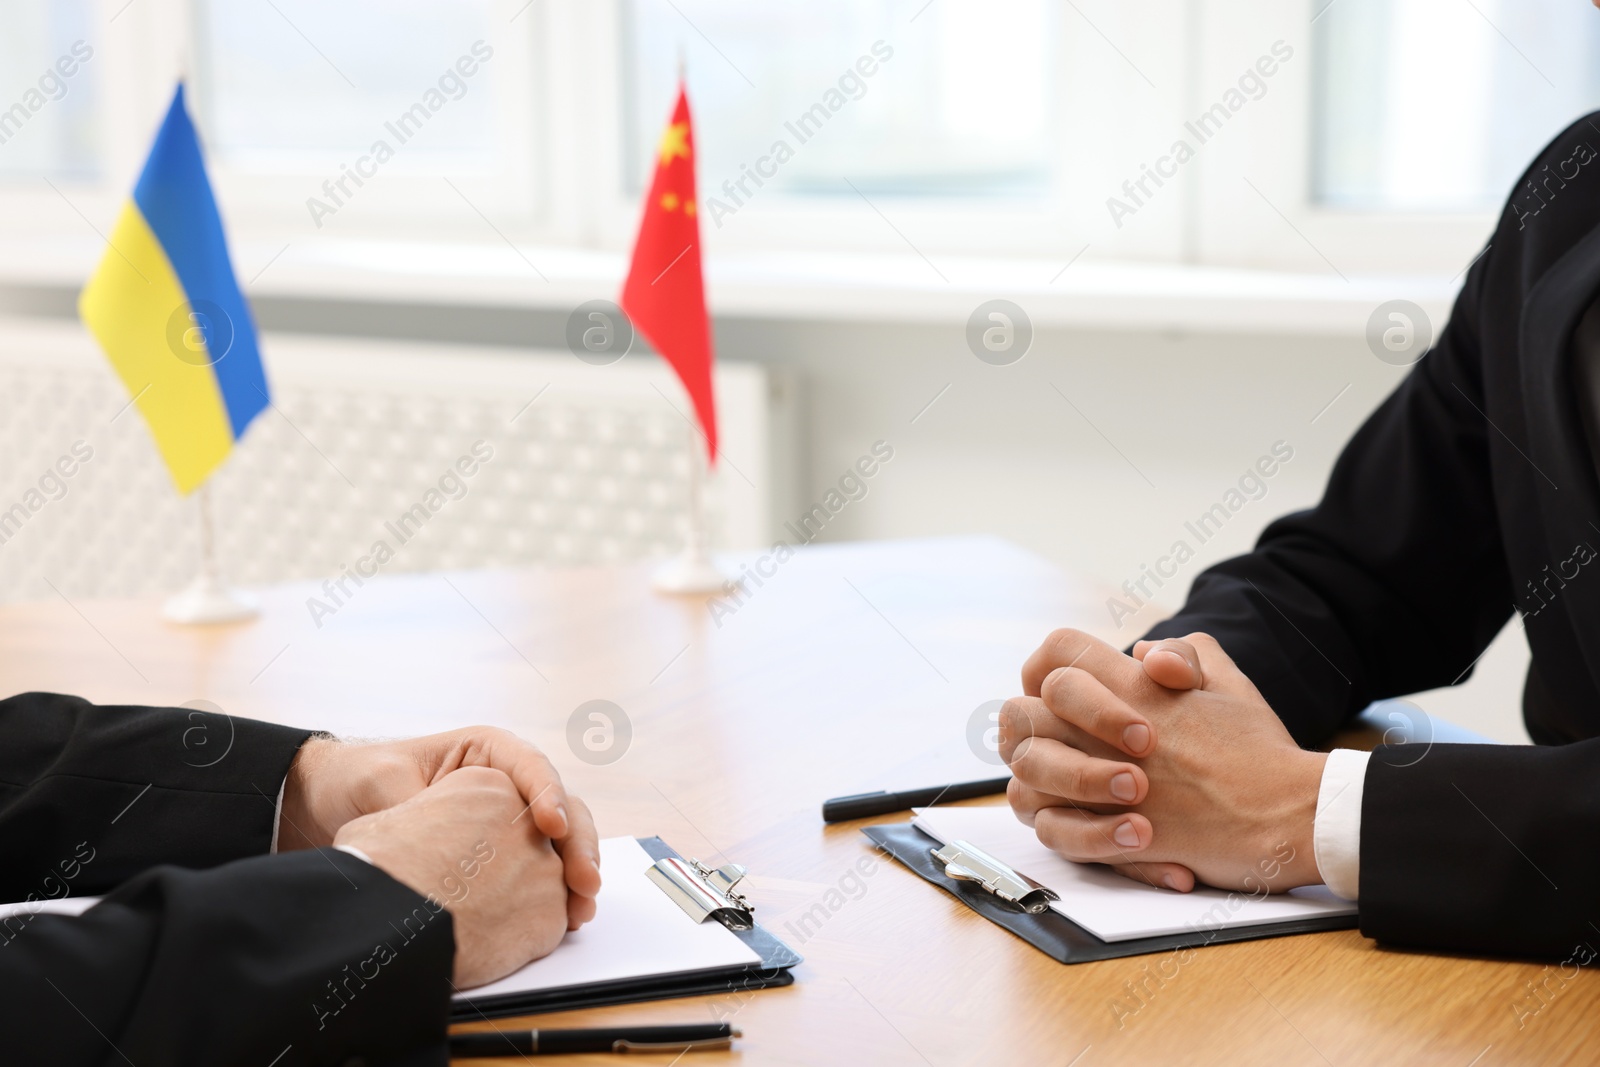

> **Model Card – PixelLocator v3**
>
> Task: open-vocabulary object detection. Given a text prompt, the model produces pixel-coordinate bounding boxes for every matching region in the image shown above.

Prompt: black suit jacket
[1142,112,1600,959]
[0,692,455,1066]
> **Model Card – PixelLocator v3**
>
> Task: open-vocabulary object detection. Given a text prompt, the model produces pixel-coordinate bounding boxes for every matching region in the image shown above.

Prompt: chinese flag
[621,85,718,463]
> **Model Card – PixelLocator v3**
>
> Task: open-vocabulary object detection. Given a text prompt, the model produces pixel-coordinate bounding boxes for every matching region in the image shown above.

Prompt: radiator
[0,316,781,604]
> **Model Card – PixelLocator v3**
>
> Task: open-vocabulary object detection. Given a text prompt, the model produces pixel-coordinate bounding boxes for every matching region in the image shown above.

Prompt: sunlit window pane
[195,0,499,173]
[624,0,1053,199]
[1313,0,1600,211]
[0,0,99,180]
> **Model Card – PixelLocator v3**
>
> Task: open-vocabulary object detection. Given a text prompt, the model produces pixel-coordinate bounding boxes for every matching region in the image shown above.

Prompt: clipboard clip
[613,1035,737,1053]
[646,856,755,931]
[932,839,1060,914]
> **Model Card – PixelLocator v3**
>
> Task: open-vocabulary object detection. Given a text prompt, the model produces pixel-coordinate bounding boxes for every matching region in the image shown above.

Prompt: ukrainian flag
[79,84,269,495]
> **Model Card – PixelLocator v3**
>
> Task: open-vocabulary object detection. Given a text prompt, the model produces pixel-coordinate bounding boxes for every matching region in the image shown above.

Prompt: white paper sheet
[0,837,762,998]
[456,836,761,997]
[0,896,98,922]
[912,805,1356,943]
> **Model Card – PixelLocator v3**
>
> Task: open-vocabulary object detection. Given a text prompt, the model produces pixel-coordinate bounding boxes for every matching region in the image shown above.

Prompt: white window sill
[0,235,1461,338]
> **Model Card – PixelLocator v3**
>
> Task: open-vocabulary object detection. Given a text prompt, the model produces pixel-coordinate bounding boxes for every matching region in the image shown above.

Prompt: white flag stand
[162,483,259,624]
[651,423,730,595]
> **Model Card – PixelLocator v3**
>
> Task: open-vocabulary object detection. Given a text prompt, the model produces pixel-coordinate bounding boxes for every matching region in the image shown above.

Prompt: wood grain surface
[1,537,1591,1065]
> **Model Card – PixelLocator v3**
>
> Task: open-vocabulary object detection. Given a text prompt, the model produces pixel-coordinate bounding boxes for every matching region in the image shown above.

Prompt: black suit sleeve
[1359,740,1600,958]
[0,693,456,1066]
[0,691,315,897]
[1139,250,1511,746]
[3,850,455,1067]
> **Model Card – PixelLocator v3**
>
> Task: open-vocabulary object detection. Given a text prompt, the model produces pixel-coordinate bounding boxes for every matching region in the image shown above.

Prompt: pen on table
[449,1023,740,1057]
[821,775,1011,822]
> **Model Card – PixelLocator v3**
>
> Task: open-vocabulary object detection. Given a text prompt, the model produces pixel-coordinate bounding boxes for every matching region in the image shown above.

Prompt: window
[0,0,99,180]
[195,0,499,174]
[10,0,1600,277]
[622,0,1054,199]
[188,0,538,229]
[1313,0,1600,211]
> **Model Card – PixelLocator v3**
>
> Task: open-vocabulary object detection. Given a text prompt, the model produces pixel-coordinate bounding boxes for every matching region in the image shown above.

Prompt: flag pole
[625,50,725,595]
[161,481,259,623]
[158,58,251,625]
[650,420,730,595]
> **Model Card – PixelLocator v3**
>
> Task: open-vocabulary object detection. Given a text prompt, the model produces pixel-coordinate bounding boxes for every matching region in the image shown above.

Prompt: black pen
[449,1023,739,1057]
[822,775,1011,822]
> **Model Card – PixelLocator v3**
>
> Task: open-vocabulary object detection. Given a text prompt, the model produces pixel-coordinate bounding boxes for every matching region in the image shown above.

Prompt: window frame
[0,0,1529,285]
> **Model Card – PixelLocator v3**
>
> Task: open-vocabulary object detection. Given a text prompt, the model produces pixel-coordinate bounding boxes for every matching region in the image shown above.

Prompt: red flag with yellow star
[621,85,717,463]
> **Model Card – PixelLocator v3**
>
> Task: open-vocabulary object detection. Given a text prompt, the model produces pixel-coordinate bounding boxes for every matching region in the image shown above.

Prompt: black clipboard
[863,823,1357,964]
[450,837,801,1020]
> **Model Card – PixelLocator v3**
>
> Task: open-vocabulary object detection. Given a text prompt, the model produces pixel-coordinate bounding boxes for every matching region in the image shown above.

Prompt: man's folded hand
[279,726,601,930]
[1004,628,1326,894]
[331,766,570,988]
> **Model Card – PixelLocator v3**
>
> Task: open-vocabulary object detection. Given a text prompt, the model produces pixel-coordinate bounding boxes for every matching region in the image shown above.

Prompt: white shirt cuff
[269,775,287,854]
[334,844,375,866]
[1313,748,1370,901]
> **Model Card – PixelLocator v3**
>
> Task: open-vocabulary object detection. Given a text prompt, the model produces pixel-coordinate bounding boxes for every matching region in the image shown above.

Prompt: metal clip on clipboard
[932,839,1061,914]
[646,856,755,931]
[612,1033,739,1053]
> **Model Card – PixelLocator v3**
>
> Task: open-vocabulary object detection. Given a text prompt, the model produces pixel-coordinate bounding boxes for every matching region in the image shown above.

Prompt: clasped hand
[279,726,601,987]
[1001,629,1327,894]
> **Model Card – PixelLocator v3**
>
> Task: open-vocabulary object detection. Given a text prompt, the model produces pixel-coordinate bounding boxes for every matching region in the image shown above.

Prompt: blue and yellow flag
[79,84,269,494]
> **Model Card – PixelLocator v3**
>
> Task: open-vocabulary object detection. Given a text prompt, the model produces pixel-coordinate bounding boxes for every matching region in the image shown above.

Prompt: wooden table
[2,537,1593,1065]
